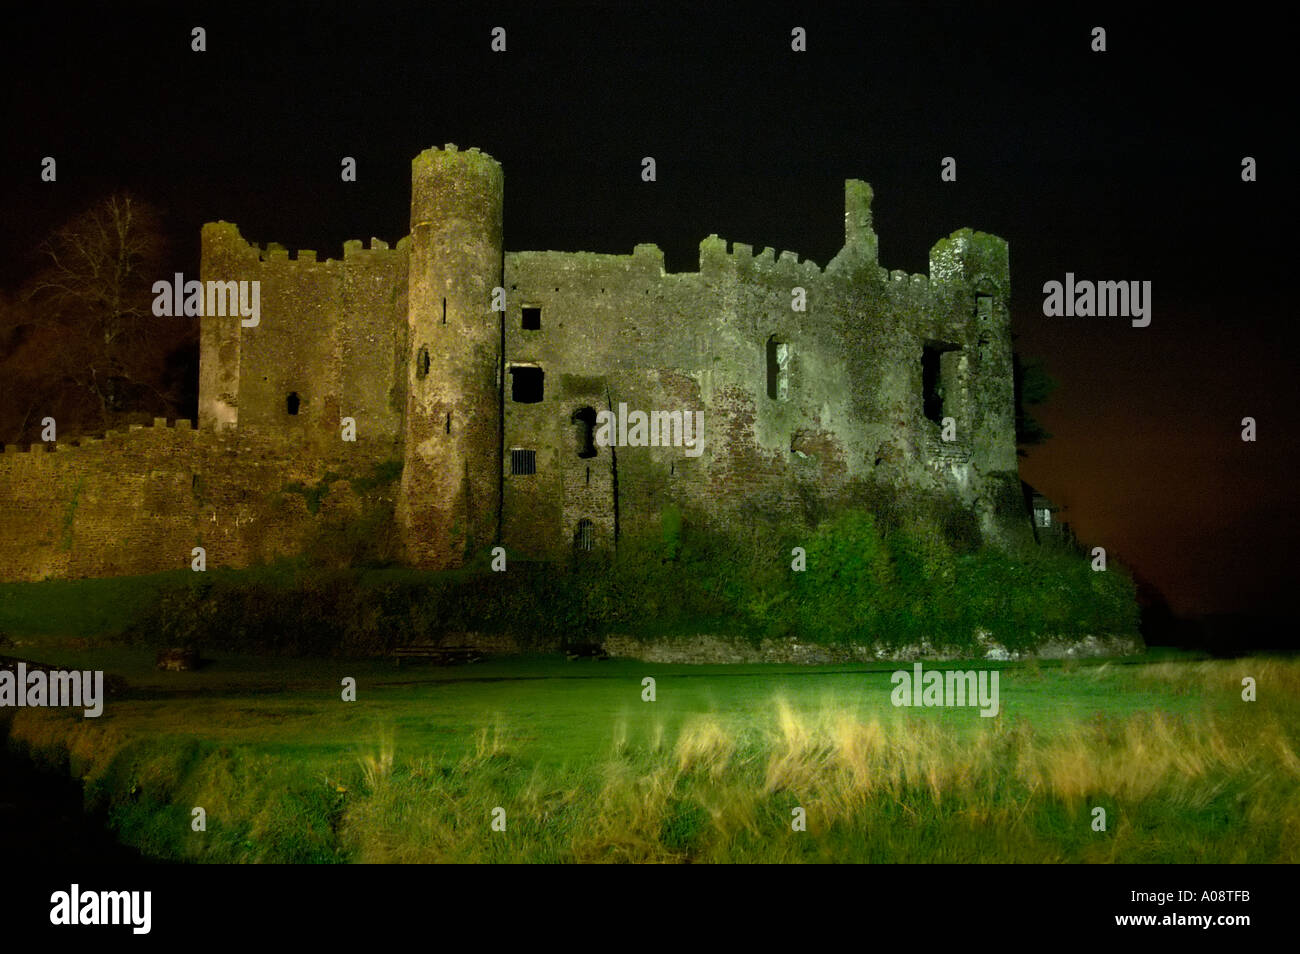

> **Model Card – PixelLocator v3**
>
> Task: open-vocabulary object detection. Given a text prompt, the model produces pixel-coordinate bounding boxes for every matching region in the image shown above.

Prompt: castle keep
[0,145,1030,580]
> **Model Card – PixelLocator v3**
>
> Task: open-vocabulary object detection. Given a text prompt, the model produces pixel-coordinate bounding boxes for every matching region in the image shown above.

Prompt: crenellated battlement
[255,235,410,267]
[203,223,410,271]
[0,418,200,459]
[697,234,827,282]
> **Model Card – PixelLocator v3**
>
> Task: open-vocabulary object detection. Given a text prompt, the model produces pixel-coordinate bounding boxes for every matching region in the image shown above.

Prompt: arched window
[571,407,597,459]
[574,518,595,552]
[286,391,301,415]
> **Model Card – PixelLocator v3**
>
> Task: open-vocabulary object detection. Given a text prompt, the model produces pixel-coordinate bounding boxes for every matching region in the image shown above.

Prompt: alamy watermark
[890,662,999,718]
[0,663,104,717]
[152,273,260,327]
[595,404,704,457]
[50,884,150,934]
[1042,273,1151,327]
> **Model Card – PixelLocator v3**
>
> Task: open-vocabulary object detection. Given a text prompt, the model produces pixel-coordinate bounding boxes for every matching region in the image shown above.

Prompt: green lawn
[12,641,1219,763]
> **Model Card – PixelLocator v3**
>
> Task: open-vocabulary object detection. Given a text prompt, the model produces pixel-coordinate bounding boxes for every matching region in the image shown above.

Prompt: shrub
[793,511,892,644]
[115,504,1138,657]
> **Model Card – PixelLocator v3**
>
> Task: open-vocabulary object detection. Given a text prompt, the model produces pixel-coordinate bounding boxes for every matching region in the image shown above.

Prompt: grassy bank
[5,654,1296,863]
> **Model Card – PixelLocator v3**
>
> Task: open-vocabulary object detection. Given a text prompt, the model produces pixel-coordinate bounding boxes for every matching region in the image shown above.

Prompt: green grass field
[5,635,1298,863]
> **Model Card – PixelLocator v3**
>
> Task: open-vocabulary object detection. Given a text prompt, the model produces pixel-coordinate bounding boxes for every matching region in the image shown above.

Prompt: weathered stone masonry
[0,144,1031,580]
[0,421,399,580]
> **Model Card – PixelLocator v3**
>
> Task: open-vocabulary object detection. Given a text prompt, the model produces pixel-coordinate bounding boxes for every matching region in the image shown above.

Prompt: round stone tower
[397,144,504,568]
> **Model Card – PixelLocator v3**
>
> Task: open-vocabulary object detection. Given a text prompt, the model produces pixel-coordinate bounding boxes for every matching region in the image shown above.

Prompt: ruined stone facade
[0,144,1031,580]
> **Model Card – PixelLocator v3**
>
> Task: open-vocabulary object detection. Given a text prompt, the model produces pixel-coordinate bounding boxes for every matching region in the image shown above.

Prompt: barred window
[574,518,595,552]
[510,448,536,476]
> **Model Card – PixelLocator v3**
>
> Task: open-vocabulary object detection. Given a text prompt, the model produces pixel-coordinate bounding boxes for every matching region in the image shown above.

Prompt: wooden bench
[392,644,483,667]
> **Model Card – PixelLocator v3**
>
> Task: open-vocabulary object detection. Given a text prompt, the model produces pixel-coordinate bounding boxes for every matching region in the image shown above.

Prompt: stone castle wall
[500,216,1028,559]
[0,420,399,581]
[0,145,1032,583]
[199,224,410,452]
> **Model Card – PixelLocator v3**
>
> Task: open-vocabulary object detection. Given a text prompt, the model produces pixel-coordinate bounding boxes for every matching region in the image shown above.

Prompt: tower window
[510,448,536,476]
[522,306,541,331]
[922,342,962,426]
[416,345,430,379]
[766,336,790,401]
[921,346,943,424]
[571,406,597,458]
[286,392,301,415]
[509,365,544,403]
[574,518,595,552]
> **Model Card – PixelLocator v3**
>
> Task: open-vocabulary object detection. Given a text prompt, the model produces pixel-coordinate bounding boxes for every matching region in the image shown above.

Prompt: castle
[0,145,1031,580]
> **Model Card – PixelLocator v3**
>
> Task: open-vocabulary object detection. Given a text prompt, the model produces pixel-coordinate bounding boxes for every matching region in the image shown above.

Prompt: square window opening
[510,365,544,403]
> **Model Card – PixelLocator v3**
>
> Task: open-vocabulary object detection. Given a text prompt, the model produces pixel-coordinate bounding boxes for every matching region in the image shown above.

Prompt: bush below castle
[118,508,1138,657]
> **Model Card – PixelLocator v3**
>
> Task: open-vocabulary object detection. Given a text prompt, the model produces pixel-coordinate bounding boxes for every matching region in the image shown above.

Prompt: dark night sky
[2,2,1295,617]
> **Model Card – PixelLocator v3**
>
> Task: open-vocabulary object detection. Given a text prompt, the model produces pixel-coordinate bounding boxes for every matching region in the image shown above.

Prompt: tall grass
[342,685,1298,863]
[8,658,1295,863]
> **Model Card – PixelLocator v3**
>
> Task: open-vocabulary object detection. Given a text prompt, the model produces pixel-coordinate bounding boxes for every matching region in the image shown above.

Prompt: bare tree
[3,193,192,442]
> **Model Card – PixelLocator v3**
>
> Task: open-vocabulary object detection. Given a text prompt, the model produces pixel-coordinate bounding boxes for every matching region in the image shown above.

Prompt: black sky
[2,2,1295,617]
